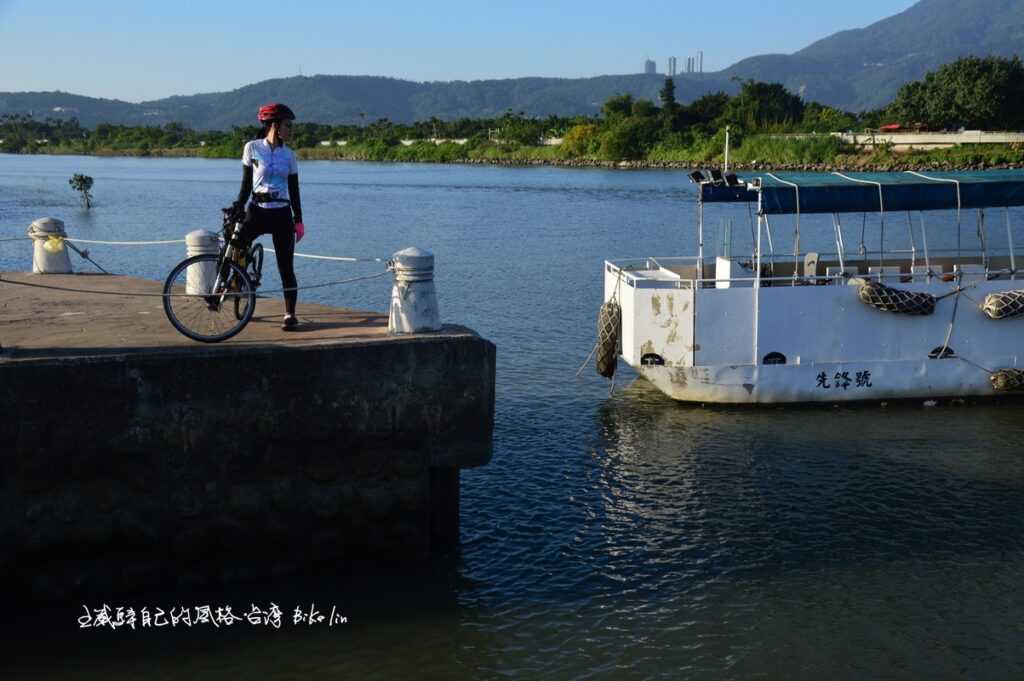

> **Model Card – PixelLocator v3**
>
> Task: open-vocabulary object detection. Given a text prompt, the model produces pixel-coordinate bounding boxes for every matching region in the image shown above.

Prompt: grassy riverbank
[14,132,1024,173]
[305,138,1024,171]
[26,136,1023,172]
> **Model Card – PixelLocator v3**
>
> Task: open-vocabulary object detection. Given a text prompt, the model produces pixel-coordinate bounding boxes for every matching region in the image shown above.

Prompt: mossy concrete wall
[0,331,494,600]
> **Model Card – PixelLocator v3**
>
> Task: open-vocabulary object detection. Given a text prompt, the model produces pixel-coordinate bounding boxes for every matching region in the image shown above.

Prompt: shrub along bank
[4,56,1024,170]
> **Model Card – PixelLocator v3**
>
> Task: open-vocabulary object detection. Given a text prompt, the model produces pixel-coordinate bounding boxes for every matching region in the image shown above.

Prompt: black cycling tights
[238,205,297,315]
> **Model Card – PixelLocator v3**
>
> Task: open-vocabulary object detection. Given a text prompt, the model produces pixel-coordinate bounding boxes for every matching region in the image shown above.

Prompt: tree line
[2,55,1022,162]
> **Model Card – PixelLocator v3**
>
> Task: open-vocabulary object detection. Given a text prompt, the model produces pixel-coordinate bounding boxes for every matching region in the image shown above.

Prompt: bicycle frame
[208,222,244,310]
[212,220,264,303]
[163,208,262,343]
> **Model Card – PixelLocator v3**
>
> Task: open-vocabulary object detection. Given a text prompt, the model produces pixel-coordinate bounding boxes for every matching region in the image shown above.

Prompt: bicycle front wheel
[233,290,249,321]
[163,254,256,343]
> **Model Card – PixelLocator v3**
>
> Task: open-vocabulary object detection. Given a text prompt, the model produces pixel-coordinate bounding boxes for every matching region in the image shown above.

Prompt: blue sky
[0,0,917,102]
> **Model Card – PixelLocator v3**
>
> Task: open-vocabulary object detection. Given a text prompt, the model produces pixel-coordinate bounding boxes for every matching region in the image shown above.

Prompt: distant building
[682,52,704,74]
[644,59,656,75]
[668,57,677,76]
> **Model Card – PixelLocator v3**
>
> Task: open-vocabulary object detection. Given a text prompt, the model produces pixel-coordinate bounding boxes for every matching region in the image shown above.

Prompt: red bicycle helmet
[257,103,296,122]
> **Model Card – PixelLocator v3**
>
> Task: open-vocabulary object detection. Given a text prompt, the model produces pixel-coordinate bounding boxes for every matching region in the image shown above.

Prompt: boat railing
[605,257,700,290]
[609,248,1021,291]
[704,249,1020,287]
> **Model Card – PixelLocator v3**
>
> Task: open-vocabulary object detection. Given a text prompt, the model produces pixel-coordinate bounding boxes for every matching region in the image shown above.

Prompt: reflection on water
[600,381,1024,565]
[3,157,1024,679]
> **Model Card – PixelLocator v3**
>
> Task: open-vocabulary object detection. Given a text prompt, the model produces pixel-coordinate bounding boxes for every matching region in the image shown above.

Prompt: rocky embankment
[449,157,1024,172]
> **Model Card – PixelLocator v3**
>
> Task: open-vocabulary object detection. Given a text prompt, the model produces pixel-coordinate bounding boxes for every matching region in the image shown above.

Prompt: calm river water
[2,155,1024,680]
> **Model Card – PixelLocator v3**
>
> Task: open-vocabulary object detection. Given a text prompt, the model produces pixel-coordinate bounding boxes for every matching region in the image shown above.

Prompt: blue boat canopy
[698,170,1024,215]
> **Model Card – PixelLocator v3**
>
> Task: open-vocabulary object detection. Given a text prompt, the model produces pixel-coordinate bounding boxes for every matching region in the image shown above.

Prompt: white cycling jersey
[242,139,298,210]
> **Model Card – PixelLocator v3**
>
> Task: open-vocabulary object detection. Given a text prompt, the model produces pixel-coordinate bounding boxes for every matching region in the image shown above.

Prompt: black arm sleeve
[236,165,253,206]
[288,173,302,223]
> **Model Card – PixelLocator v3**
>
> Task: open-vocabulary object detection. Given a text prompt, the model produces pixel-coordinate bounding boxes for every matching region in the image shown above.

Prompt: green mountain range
[1,0,1020,129]
[726,0,1024,110]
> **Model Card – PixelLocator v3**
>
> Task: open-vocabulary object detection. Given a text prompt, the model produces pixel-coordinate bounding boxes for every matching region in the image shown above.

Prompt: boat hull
[605,258,1023,405]
[639,360,1003,404]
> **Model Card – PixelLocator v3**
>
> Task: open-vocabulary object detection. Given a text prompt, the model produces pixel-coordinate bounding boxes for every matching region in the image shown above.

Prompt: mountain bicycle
[162,206,265,343]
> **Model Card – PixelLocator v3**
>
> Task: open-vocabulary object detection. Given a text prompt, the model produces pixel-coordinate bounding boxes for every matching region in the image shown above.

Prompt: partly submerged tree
[69,173,94,209]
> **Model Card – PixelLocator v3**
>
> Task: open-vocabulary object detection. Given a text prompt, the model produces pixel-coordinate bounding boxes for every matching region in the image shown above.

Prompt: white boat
[600,169,1024,404]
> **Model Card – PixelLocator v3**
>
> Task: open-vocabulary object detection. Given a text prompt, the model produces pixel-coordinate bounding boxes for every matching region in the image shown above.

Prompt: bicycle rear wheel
[250,242,264,285]
[163,254,256,343]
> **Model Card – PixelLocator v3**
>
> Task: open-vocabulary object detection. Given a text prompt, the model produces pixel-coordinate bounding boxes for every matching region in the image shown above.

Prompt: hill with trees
[725,0,1024,110]
[0,74,738,129]
[0,0,1020,128]
[6,57,1023,171]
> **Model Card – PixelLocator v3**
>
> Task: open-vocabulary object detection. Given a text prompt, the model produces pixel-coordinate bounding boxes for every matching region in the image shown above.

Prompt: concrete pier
[0,273,495,600]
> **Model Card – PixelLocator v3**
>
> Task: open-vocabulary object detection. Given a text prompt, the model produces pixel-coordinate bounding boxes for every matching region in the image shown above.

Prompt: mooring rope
[959,355,995,375]
[260,269,393,294]
[0,269,392,299]
[938,287,961,358]
[49,235,388,264]
[65,238,186,245]
[927,281,994,375]
[14,231,392,270]
[269,249,389,263]
[585,271,623,379]
[64,240,110,274]
[1007,207,1017,276]
[575,342,599,378]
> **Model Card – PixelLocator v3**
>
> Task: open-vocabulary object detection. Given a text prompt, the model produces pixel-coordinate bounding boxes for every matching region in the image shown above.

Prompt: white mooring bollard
[185,230,220,294]
[389,246,442,334]
[28,217,73,274]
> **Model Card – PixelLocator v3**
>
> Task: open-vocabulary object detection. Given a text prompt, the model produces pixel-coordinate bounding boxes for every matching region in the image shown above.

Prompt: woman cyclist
[234,102,305,330]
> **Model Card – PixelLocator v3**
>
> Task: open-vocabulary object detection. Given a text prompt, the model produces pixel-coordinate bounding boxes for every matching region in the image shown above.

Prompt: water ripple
[5,157,1024,680]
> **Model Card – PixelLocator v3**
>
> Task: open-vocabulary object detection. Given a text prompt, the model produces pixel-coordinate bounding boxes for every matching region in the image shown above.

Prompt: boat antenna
[723,125,730,174]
